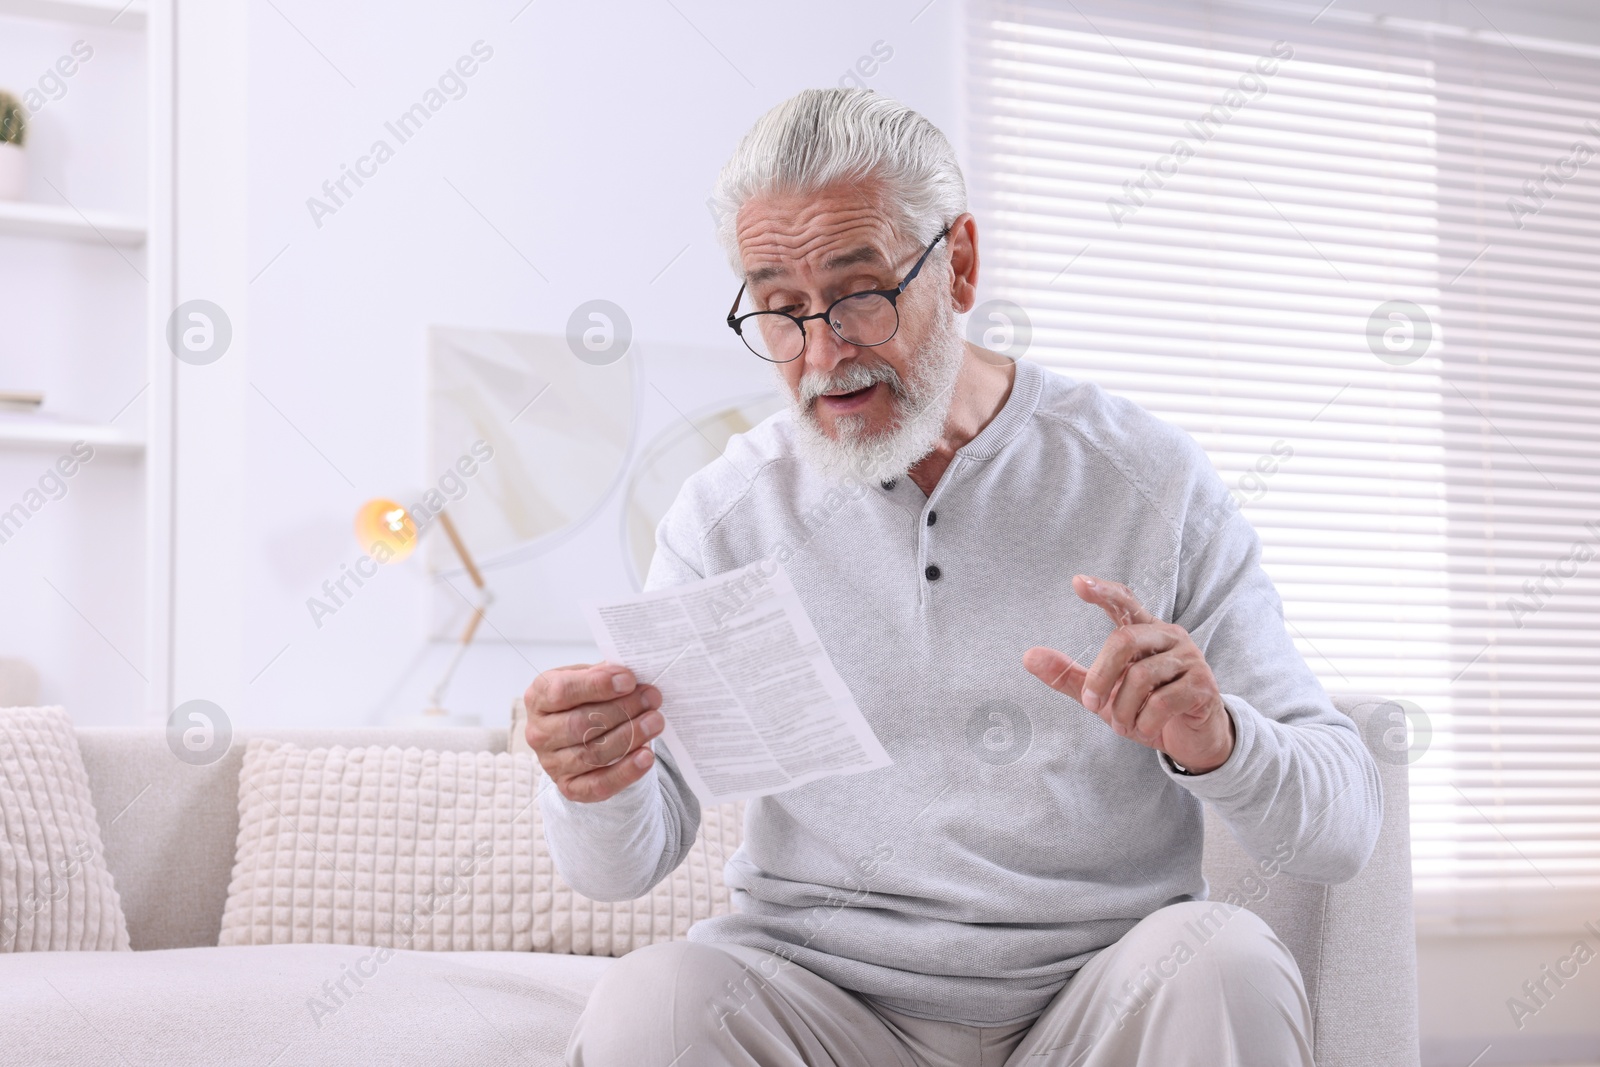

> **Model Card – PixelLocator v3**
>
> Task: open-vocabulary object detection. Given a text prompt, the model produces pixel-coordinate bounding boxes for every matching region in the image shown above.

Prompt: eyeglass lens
[739,291,898,362]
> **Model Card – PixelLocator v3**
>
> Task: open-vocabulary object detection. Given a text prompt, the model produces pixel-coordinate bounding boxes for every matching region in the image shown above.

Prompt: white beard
[783,299,967,487]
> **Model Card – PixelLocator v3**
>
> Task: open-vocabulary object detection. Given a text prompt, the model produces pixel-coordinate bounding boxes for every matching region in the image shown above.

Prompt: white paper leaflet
[582,560,892,804]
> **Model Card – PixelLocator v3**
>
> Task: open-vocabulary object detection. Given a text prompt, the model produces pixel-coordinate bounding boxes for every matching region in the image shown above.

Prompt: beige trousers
[567,900,1315,1067]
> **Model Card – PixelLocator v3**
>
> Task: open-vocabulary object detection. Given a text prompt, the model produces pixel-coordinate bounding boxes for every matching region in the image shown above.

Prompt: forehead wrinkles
[737,201,893,283]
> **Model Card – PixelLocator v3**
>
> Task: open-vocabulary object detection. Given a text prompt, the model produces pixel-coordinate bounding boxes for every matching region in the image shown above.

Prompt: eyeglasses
[725,226,951,364]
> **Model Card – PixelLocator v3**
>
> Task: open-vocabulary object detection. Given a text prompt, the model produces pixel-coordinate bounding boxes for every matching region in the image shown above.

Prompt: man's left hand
[1023,575,1235,775]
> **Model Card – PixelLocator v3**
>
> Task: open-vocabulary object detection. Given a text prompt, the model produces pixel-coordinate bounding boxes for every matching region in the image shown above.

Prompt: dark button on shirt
[924,564,941,581]
[926,511,937,526]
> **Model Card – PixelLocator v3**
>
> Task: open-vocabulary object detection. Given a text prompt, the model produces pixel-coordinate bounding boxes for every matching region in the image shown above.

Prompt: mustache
[797,360,907,408]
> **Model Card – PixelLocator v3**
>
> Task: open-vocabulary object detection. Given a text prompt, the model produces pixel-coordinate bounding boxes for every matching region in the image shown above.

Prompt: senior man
[527,88,1382,1067]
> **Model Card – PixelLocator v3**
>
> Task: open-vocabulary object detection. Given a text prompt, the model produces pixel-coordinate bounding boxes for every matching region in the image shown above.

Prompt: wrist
[1168,701,1236,775]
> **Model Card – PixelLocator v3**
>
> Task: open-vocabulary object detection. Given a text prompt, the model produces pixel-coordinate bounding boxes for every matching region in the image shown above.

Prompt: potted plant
[0,90,26,201]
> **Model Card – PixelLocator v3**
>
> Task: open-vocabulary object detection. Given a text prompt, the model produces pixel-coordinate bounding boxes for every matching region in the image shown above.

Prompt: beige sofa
[0,696,1420,1066]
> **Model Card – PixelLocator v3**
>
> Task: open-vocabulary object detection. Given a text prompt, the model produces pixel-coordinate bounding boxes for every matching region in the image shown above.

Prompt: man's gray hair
[711,88,967,272]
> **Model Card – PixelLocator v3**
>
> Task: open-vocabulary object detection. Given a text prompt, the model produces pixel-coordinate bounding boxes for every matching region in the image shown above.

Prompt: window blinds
[968,0,1600,934]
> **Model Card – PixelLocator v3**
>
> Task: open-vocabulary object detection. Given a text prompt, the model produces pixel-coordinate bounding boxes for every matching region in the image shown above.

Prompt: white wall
[1420,931,1600,1066]
[174,0,964,730]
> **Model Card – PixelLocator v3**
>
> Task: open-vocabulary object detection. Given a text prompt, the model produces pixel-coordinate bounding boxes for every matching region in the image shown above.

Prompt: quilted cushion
[0,706,130,952]
[218,739,742,954]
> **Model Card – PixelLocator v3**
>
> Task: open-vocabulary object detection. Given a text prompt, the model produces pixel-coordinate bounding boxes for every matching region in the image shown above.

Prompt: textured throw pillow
[219,739,743,955]
[0,706,130,952]
[545,787,744,957]
[508,706,747,954]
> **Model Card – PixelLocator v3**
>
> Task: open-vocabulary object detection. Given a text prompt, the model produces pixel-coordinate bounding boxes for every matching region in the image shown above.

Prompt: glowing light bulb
[354,498,419,564]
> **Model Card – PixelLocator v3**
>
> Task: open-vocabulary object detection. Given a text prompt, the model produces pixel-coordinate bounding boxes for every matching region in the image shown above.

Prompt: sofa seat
[0,945,616,1067]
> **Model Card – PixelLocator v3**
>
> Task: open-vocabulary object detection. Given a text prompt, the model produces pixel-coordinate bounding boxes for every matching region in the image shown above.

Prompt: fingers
[538,694,663,801]
[1030,579,1223,759]
[530,687,661,770]
[555,687,659,751]
[1080,624,1180,714]
[1022,646,1088,701]
[560,744,658,804]
[1027,643,1166,745]
[1108,653,1187,742]
[525,661,636,716]
[524,662,669,802]
[1073,575,1158,629]
[568,697,665,773]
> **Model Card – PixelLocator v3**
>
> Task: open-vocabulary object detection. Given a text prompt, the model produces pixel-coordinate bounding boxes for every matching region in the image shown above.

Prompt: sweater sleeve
[536,519,706,902]
[1157,442,1384,886]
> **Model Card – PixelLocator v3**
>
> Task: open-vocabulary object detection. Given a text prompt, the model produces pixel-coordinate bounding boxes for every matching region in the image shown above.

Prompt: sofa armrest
[1199,693,1421,1067]
[1307,695,1422,1067]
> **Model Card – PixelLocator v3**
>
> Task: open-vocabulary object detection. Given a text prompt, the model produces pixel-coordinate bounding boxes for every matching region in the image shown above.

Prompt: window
[969,0,1600,933]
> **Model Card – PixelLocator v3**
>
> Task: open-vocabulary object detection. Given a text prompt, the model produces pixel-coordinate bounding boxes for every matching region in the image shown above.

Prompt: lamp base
[392,706,483,728]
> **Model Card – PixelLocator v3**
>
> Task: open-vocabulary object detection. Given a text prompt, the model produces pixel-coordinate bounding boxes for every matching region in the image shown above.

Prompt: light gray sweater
[540,357,1382,1027]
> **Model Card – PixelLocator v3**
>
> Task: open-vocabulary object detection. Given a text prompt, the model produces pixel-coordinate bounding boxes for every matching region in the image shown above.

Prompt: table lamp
[354,498,494,723]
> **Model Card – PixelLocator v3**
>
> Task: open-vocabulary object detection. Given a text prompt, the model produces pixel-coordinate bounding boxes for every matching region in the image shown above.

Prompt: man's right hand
[524,662,664,804]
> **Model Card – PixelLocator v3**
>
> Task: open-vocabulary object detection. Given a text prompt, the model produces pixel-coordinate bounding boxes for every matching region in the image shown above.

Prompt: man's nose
[802,317,859,377]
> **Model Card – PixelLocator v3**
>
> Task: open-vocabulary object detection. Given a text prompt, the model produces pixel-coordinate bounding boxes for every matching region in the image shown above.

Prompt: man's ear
[946,212,980,314]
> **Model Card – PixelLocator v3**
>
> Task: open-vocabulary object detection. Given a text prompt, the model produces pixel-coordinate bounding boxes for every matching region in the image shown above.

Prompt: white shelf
[0,200,146,245]
[0,418,144,455]
[0,0,146,29]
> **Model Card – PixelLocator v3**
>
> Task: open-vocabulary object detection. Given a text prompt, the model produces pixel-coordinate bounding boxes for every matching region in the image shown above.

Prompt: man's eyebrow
[746,262,788,286]
[821,245,886,273]
[744,245,887,288]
